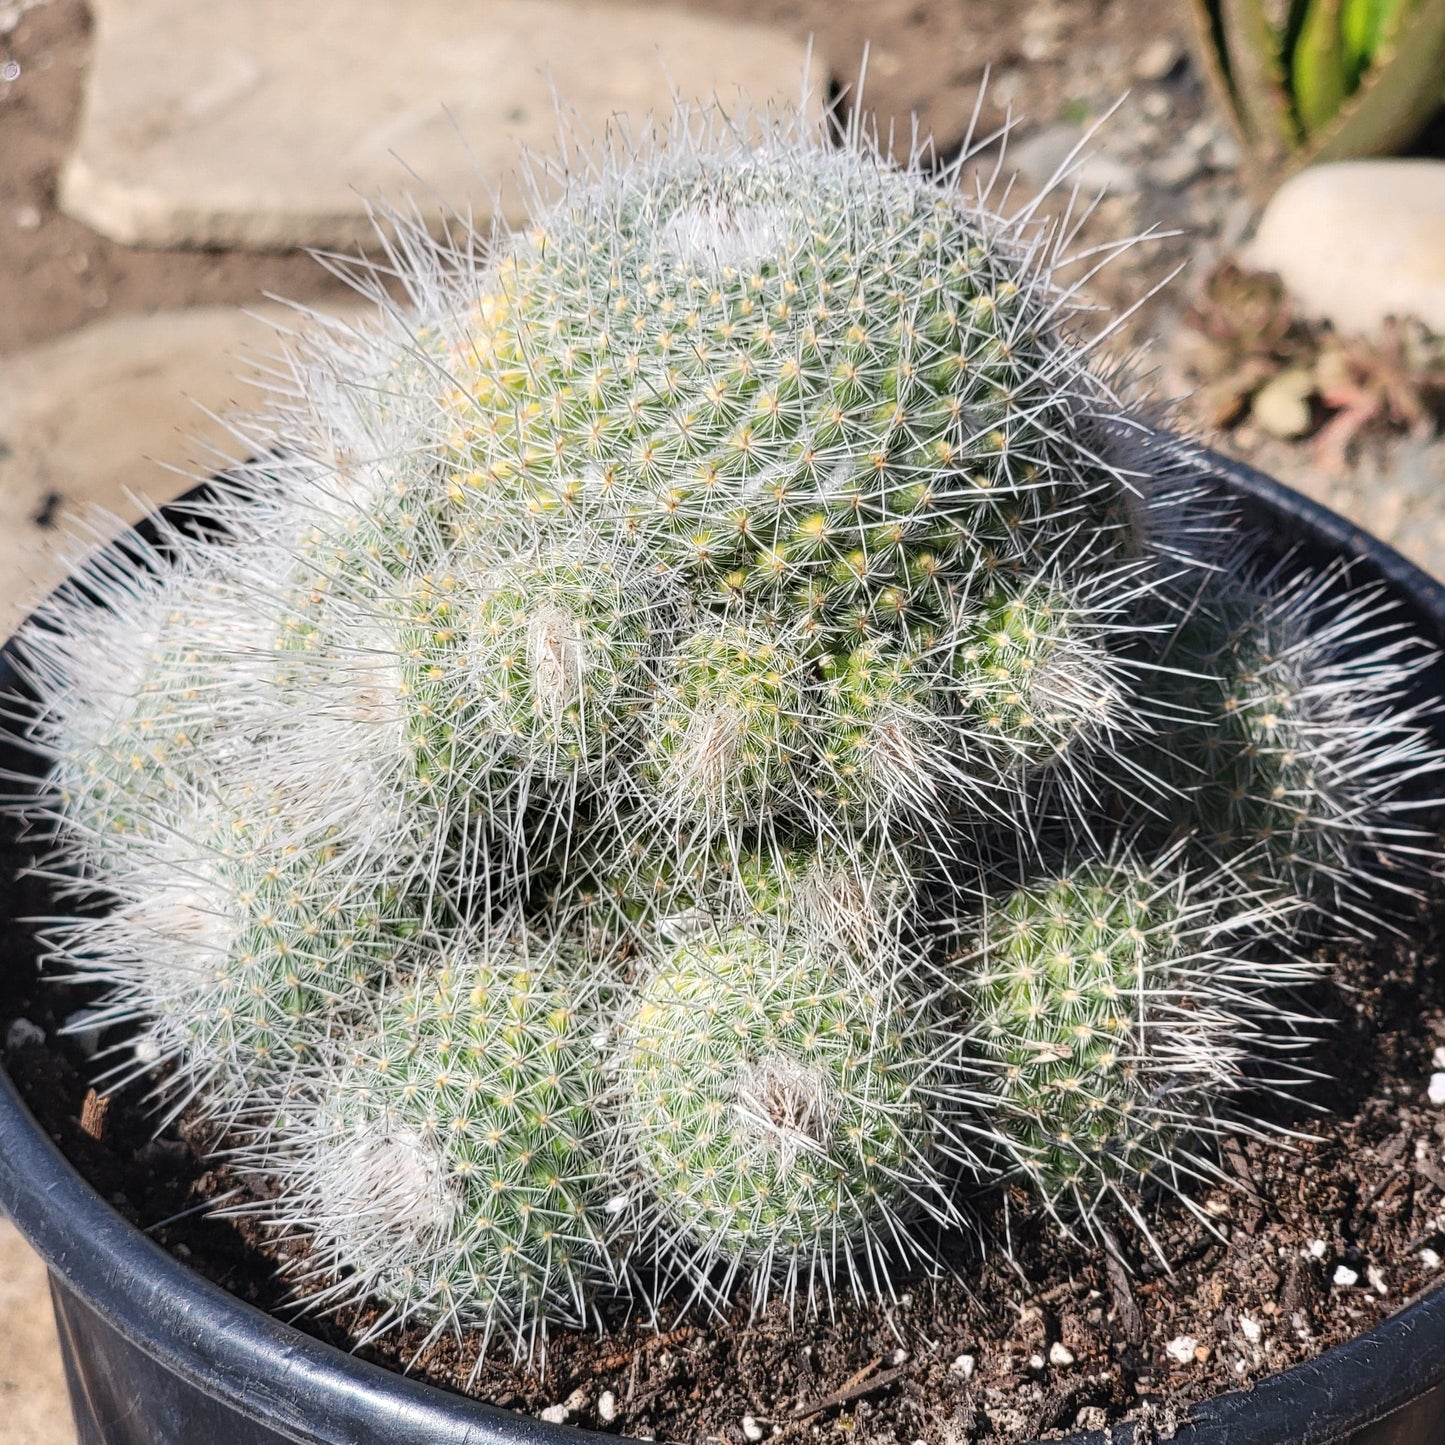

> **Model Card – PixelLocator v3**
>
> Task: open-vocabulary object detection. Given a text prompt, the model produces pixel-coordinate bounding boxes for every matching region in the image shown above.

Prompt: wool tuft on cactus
[7,97,1445,1364]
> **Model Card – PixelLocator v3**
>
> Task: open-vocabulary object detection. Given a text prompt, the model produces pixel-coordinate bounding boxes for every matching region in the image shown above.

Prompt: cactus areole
[3,99,1445,1441]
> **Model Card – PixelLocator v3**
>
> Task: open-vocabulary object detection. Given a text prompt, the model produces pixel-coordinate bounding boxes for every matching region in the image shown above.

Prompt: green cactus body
[282,937,614,1337]
[1157,590,1338,898]
[1141,568,1440,918]
[621,925,951,1296]
[38,566,271,867]
[952,585,1121,781]
[645,624,806,827]
[466,550,660,776]
[583,828,910,958]
[56,795,420,1112]
[958,859,1239,1208]
[440,149,1132,649]
[813,641,944,828]
[22,101,1445,1345]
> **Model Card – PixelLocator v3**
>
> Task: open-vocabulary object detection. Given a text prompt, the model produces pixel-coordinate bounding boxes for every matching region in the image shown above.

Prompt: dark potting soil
[7,820,1445,1445]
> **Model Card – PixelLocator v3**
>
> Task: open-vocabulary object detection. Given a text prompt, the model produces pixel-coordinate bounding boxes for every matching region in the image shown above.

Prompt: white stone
[1251,368,1315,440]
[1367,1266,1390,1297]
[538,1404,570,1425]
[1048,1341,1075,1367]
[742,1415,764,1442]
[1007,123,1139,196]
[1307,1239,1328,1259]
[597,1390,618,1423]
[3,1018,44,1052]
[1134,38,1183,82]
[1238,1315,1262,1344]
[1246,161,1445,335]
[1421,1248,1442,1270]
[62,1007,106,1059]
[1333,1264,1360,1288]
[886,1347,910,1366]
[0,303,355,635]
[60,0,823,250]
[1432,1045,1445,1070]
[1148,146,1202,191]
[1164,1335,1198,1364]
[950,1353,976,1379]
[1429,1072,1445,1106]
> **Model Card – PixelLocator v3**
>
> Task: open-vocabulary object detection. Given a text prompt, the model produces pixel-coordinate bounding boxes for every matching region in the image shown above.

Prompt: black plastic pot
[5,449,1445,1445]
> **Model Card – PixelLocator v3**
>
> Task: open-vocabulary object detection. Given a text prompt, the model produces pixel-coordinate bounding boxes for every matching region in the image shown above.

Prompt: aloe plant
[1187,0,1445,177]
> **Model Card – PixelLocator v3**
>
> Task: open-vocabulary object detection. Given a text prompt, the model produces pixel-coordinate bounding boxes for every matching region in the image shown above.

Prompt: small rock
[1194,1344,1212,1363]
[1333,1264,1360,1288]
[1429,1072,1445,1105]
[951,1353,976,1379]
[1420,1248,1441,1270]
[1246,160,1445,334]
[1009,123,1138,195]
[742,1415,764,1442]
[1165,1335,1198,1364]
[1142,91,1172,120]
[1184,119,1216,152]
[1432,1045,1445,1070]
[564,1388,589,1414]
[14,204,40,231]
[1028,1352,1046,1372]
[1251,368,1315,440]
[1076,1406,1109,1430]
[1307,1239,1328,1259]
[1239,1315,1262,1344]
[539,1404,570,1425]
[1367,1266,1390,1297]
[4,1017,44,1052]
[1134,38,1183,82]
[1205,132,1242,172]
[1148,146,1202,190]
[598,1390,618,1423]
[886,1347,910,1366]
[1048,1342,1075,1367]
[63,1007,106,1059]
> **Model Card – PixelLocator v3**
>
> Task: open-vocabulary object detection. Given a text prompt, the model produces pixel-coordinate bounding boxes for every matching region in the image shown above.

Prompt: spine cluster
[9,101,1442,1356]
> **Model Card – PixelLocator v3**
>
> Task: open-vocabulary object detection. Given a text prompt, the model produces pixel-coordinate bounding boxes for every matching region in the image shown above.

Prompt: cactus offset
[620,921,961,1306]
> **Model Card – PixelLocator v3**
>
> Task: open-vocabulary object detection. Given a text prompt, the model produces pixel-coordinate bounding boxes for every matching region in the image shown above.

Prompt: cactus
[258,928,617,1345]
[46,784,420,1121]
[1140,561,1444,926]
[619,921,960,1305]
[7,97,1445,1362]
[953,852,1300,1218]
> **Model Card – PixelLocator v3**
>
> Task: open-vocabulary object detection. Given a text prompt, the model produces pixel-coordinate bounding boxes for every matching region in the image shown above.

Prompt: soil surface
[7,792,1445,1445]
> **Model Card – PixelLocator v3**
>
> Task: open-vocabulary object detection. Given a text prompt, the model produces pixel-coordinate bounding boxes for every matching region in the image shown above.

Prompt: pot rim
[4,444,1445,1445]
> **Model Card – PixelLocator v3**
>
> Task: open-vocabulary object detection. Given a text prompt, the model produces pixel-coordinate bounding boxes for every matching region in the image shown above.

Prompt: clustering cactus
[8,100,1444,1360]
